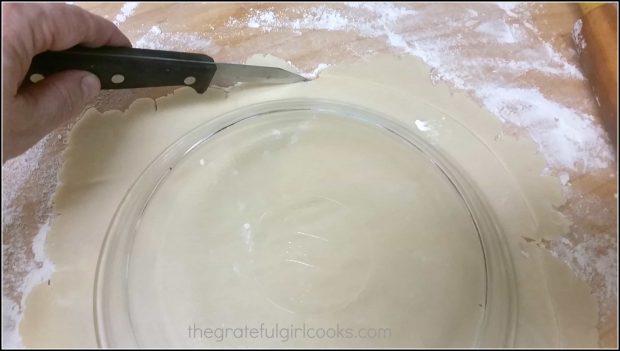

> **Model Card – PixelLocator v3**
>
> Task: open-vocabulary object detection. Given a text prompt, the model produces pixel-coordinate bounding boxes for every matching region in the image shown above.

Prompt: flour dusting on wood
[113,2,139,25]
[225,2,612,172]
[572,19,587,53]
[134,25,221,53]
[2,134,62,348]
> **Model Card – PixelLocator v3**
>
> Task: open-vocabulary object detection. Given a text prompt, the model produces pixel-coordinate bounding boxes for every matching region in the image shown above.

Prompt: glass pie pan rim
[94,98,517,347]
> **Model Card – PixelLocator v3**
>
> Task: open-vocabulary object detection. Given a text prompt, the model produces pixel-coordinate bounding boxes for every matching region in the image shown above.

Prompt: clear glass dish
[95,99,516,347]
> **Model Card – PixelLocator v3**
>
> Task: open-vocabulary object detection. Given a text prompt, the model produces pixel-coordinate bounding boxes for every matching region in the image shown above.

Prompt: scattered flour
[1,221,54,348]
[2,132,65,348]
[551,232,617,324]
[494,2,521,18]
[237,5,353,32]
[559,171,570,186]
[302,63,330,79]
[476,84,610,170]
[284,60,330,79]
[113,2,139,26]
[414,120,432,132]
[135,25,220,54]
[2,138,48,218]
[475,20,524,44]
[572,19,587,53]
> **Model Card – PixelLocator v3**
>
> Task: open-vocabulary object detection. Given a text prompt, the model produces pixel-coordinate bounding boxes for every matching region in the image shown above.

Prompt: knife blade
[23,46,308,93]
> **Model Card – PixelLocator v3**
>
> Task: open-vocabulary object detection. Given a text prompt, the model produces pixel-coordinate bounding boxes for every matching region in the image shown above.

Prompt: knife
[23,46,308,93]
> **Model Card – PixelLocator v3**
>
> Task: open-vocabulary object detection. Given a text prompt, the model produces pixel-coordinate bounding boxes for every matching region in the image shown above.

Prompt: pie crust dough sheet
[125,108,486,347]
[19,55,598,347]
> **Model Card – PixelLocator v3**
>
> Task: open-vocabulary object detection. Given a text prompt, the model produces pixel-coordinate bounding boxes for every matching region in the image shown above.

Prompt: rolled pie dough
[19,55,598,347]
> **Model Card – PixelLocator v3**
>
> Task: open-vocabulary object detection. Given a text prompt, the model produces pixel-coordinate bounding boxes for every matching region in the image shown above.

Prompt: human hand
[2,3,131,161]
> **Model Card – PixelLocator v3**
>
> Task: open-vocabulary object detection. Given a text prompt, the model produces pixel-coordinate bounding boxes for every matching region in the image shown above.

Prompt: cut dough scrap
[19,54,597,347]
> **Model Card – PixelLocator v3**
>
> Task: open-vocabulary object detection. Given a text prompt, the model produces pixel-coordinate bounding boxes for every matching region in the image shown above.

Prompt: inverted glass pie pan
[95,99,516,348]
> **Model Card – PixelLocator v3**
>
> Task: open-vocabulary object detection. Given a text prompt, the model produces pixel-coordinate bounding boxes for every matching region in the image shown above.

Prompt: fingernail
[81,74,101,101]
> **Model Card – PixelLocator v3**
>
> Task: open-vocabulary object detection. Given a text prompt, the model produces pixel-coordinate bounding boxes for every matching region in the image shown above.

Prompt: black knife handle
[23,46,217,93]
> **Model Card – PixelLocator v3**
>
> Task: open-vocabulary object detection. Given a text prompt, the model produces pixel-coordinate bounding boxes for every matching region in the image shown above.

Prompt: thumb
[22,70,101,130]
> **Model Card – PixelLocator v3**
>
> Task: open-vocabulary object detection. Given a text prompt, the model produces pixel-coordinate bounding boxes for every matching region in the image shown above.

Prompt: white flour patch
[414,120,432,132]
[551,232,617,324]
[135,25,220,54]
[475,20,524,44]
[284,60,330,79]
[2,220,55,348]
[559,172,570,186]
[2,131,66,348]
[476,85,612,170]
[572,19,586,53]
[2,138,48,221]
[494,2,521,18]
[232,5,352,32]
[301,63,330,79]
[247,10,279,30]
[539,42,584,79]
[1,297,21,348]
[113,2,139,26]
